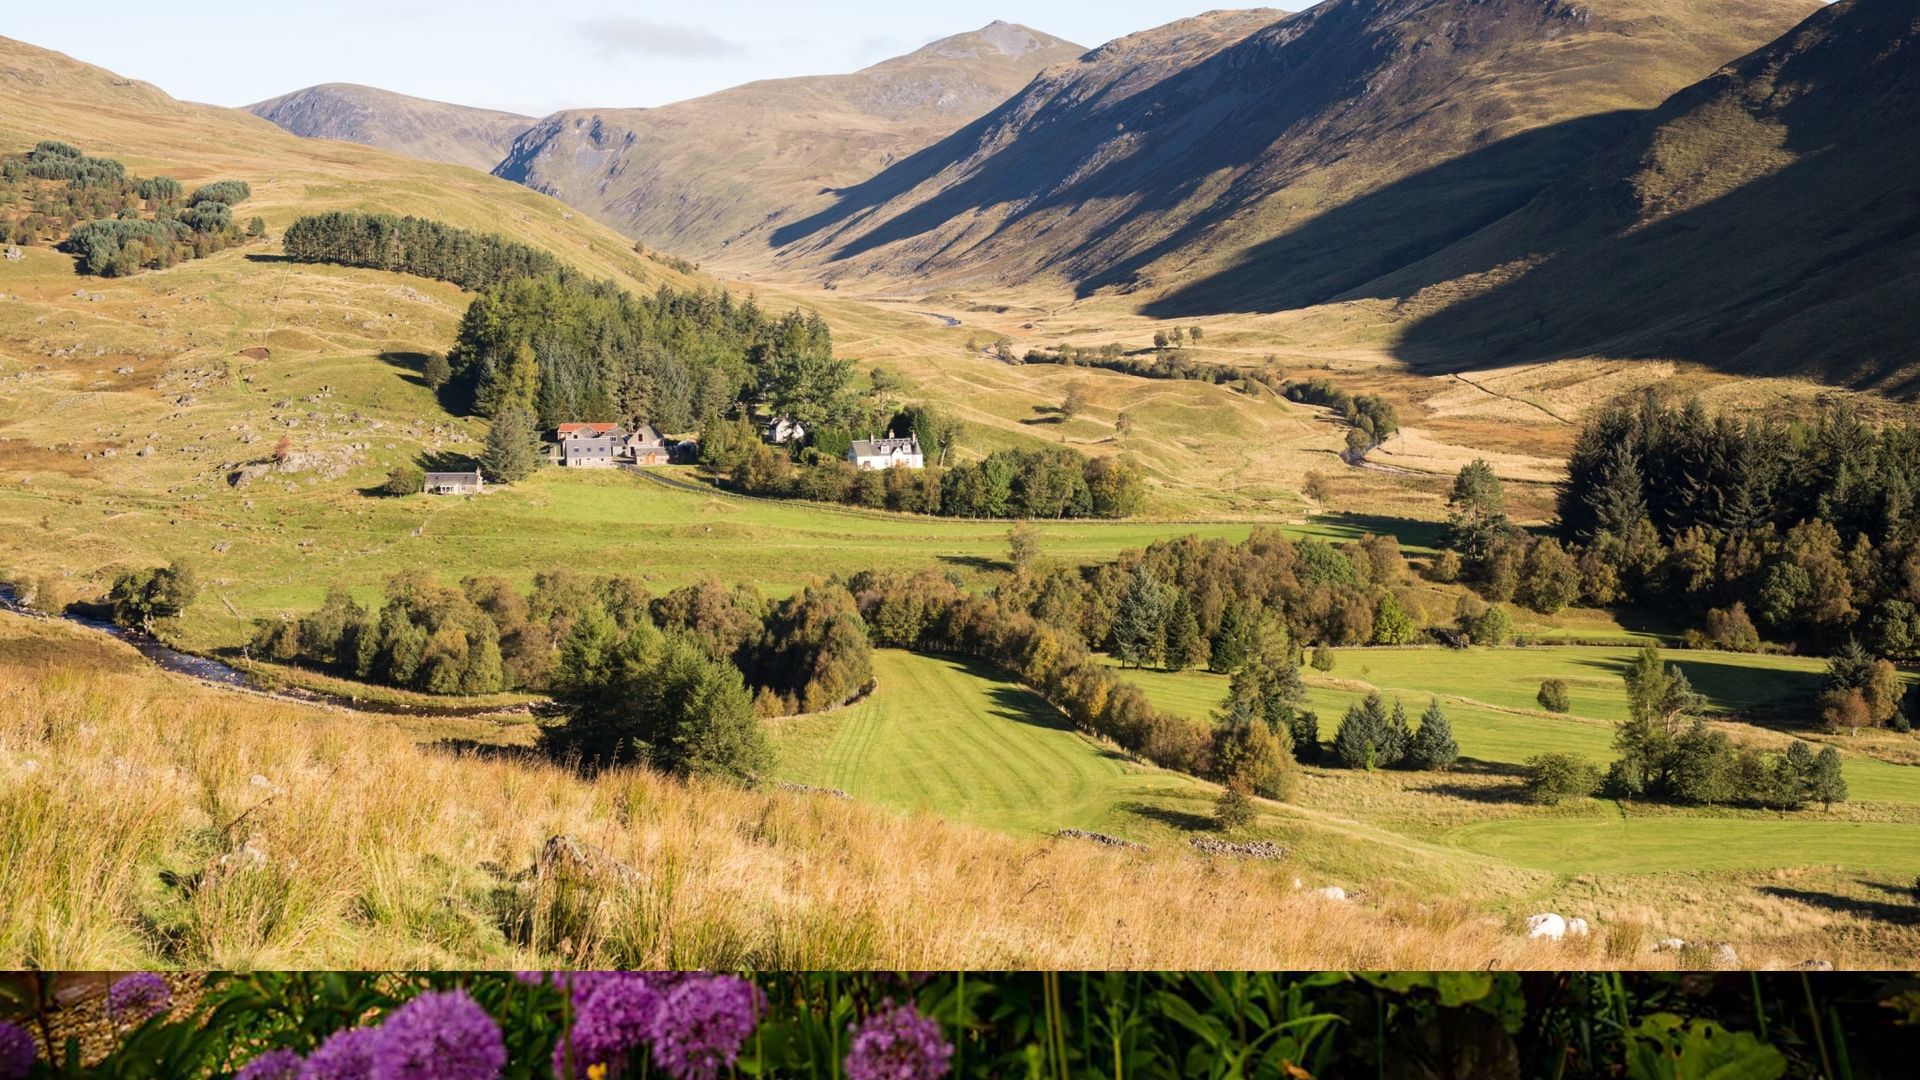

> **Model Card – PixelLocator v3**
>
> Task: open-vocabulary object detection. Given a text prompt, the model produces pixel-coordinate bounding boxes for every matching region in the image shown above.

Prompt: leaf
[1625,1015,1785,1080]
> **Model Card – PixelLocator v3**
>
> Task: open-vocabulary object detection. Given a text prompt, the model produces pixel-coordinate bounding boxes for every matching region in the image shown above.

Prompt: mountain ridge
[492,21,1088,265]
[761,0,1821,307]
[248,83,536,173]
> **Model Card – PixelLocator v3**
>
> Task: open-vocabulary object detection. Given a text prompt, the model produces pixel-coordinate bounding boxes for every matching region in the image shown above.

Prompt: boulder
[1654,937,1687,952]
[1796,959,1834,971]
[537,834,639,888]
[1711,943,1740,969]
[1525,913,1567,940]
[1311,886,1347,901]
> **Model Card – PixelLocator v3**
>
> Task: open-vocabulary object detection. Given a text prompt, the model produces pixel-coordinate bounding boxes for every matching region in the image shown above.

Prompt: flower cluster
[106,972,172,1024]
[0,1021,37,1080]
[845,1001,954,1080]
[229,988,505,1080]
[236,1048,304,1080]
[548,973,761,1080]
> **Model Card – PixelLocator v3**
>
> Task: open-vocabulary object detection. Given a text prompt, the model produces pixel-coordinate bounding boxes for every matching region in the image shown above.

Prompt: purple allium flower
[650,976,765,1080]
[301,1027,381,1080]
[845,1001,953,1080]
[0,1021,37,1080]
[369,990,505,1080]
[237,1049,306,1080]
[551,974,666,1080]
[106,972,171,1024]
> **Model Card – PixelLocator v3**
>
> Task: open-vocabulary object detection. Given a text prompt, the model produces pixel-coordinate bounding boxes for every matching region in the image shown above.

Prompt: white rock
[1565,917,1590,937]
[1526,913,1567,940]
[1797,959,1834,971]
[1654,937,1687,952]
[1312,886,1347,901]
[1711,943,1740,969]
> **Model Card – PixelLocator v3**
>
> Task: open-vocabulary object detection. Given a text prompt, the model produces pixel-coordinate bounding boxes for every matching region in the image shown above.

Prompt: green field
[1446,815,1920,876]
[1117,647,1920,805]
[772,649,1199,834]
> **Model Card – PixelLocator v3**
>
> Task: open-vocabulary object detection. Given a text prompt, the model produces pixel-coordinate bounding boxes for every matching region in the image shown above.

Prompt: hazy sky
[3,2,1300,117]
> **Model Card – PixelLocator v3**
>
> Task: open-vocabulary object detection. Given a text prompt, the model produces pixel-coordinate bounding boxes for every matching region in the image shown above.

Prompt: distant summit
[492,22,1086,265]
[761,0,1817,308]
[249,84,535,173]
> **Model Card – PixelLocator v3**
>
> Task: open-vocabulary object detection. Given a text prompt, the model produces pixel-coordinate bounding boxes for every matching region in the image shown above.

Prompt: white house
[556,422,622,468]
[848,433,923,470]
[766,417,808,445]
[424,470,483,495]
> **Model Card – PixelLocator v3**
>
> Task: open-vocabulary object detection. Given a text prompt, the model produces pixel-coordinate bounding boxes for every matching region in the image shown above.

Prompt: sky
[1,2,1298,117]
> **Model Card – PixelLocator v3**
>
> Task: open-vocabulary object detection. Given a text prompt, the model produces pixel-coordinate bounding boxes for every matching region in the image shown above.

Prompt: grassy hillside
[1383,0,1920,392]
[496,22,1086,266]
[0,35,702,292]
[763,0,1814,308]
[248,84,536,173]
[0,611,1593,970]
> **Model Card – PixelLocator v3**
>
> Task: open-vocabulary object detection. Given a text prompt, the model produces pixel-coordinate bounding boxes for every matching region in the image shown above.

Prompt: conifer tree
[1382,697,1411,766]
[1334,693,1391,770]
[1163,591,1203,671]
[481,406,541,483]
[1209,601,1248,673]
[1408,697,1459,770]
[1808,745,1848,811]
[1109,566,1168,669]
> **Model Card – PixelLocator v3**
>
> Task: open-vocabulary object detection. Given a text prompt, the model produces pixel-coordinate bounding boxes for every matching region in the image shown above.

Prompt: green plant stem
[1750,973,1768,1042]
[1802,974,1834,1080]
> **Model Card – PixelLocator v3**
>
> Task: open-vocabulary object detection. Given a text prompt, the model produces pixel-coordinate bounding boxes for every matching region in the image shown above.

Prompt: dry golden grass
[0,612,1720,971]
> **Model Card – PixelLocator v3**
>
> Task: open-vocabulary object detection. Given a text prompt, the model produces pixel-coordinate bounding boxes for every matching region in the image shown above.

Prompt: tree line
[1282,377,1399,456]
[249,568,870,719]
[0,140,258,275]
[707,428,1148,519]
[1549,393,1920,660]
[281,211,561,291]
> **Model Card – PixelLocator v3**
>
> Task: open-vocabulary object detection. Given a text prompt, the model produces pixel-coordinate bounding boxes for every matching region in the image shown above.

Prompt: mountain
[247,83,536,173]
[763,0,1819,306]
[0,36,696,294]
[1385,0,1920,390]
[493,21,1086,266]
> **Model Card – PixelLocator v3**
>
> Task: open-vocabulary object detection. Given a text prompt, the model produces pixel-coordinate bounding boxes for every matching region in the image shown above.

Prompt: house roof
[424,470,482,484]
[557,422,622,437]
[850,435,921,457]
[625,424,667,446]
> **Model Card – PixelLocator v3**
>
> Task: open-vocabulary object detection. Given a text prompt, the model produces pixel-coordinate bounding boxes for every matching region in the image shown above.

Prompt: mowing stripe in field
[771,650,1195,834]
[1444,815,1920,875]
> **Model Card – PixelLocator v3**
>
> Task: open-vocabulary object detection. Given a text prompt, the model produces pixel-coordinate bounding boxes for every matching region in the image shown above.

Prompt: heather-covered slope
[1383,0,1920,390]
[766,0,1816,306]
[248,83,535,173]
[494,22,1085,266]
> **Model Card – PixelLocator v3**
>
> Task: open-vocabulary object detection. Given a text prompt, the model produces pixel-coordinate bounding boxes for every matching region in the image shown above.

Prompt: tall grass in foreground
[0,659,1821,968]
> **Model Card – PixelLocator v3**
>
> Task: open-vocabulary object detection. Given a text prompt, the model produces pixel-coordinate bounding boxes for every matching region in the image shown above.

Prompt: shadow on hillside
[1119,800,1215,833]
[1313,512,1445,550]
[1138,112,1639,317]
[1759,883,1919,925]
[379,350,433,391]
[936,554,1004,575]
[427,738,541,763]
[243,253,292,263]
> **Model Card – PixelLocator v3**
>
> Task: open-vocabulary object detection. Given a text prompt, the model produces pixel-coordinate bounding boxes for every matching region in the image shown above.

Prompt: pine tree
[1109,566,1168,668]
[481,406,541,483]
[1381,697,1410,766]
[1334,693,1391,769]
[1408,697,1459,770]
[1209,601,1248,672]
[1808,745,1848,811]
[1290,710,1320,763]
[1163,591,1202,671]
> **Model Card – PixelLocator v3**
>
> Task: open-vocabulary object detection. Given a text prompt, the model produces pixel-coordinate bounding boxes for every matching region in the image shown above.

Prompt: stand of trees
[105,561,198,632]
[1283,378,1399,453]
[282,211,560,291]
[1602,645,1849,810]
[710,430,1149,520]
[1557,393,1920,659]
[0,140,253,275]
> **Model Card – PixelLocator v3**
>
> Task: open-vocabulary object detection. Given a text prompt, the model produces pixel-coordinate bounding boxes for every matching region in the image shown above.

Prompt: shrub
[1371,592,1417,645]
[1537,678,1571,713]
[382,464,424,496]
[1213,779,1257,833]
[1309,645,1335,672]
[1468,605,1514,646]
[1702,603,1761,651]
[188,179,252,205]
[1524,753,1600,805]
